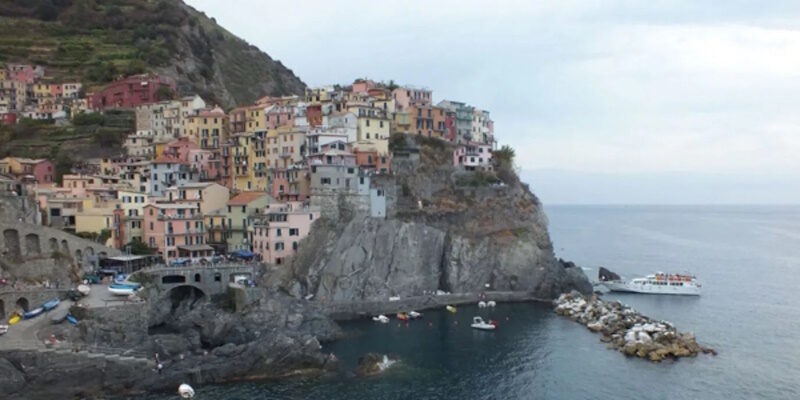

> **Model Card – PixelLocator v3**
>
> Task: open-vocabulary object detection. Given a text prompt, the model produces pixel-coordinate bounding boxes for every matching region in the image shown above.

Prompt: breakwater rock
[554,291,716,362]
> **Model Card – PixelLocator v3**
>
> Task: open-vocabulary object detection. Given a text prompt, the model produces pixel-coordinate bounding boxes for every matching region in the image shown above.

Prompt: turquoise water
[142,205,800,399]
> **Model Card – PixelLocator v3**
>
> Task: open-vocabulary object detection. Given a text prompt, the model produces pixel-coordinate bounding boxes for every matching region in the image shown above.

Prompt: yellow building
[347,103,391,155]
[230,133,256,191]
[32,83,52,103]
[184,106,228,149]
[245,106,266,135]
[305,87,333,104]
[75,206,115,236]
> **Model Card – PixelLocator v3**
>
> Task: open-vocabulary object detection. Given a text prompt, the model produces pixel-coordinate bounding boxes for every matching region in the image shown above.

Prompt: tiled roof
[227,191,268,206]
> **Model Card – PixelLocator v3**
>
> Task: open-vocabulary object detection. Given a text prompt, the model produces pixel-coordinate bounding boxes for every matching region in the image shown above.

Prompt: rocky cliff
[0,0,305,107]
[287,136,591,302]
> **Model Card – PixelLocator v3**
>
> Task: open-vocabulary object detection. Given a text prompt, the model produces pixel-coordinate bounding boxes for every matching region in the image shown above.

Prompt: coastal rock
[554,291,716,362]
[355,353,396,377]
[0,358,26,394]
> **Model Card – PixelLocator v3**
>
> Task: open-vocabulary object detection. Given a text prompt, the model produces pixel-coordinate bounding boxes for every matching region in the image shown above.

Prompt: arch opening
[167,285,206,311]
[3,229,21,259]
[49,238,58,253]
[25,233,41,256]
[15,298,29,313]
[60,239,69,254]
[0,299,5,320]
[162,275,186,284]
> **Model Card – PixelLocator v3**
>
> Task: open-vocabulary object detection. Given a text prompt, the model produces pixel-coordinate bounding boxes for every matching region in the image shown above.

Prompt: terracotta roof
[227,191,268,206]
[153,155,186,164]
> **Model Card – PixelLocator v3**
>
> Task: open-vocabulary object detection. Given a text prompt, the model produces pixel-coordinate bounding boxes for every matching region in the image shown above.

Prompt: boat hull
[24,307,44,319]
[8,315,20,325]
[603,281,701,296]
[108,287,135,296]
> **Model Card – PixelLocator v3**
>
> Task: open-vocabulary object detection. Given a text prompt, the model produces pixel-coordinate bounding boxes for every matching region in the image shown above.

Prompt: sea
[140,205,800,400]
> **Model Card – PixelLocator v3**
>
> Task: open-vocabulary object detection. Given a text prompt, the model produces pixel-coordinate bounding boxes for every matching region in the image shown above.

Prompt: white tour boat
[602,272,701,296]
[470,316,496,331]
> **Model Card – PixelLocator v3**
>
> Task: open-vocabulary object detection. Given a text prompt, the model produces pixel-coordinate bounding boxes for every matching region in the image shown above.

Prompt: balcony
[157,213,202,221]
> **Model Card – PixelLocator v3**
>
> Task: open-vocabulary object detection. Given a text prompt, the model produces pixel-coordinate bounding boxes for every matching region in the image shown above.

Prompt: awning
[177,245,214,252]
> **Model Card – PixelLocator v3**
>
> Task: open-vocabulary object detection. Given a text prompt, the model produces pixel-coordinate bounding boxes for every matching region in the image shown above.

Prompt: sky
[186,0,800,204]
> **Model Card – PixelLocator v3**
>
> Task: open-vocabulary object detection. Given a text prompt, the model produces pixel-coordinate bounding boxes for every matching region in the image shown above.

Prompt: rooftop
[228,191,269,206]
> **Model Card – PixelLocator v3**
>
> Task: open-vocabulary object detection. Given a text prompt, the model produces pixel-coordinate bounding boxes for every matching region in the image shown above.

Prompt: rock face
[554,291,717,362]
[0,289,341,399]
[289,137,591,302]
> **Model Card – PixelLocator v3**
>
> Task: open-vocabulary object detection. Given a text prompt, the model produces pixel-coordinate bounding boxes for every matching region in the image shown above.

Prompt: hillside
[0,0,305,107]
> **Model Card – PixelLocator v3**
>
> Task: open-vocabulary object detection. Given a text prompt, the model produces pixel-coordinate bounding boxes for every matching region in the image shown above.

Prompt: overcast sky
[186,0,800,204]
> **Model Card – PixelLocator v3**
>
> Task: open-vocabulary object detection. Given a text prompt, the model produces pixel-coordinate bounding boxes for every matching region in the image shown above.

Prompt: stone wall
[71,303,149,349]
[0,289,68,319]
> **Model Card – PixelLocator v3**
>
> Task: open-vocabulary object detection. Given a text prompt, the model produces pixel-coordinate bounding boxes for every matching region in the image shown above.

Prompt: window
[309,213,314,220]
[276,228,282,237]
[275,242,284,251]
[289,228,299,236]
[292,242,298,250]
[149,222,154,230]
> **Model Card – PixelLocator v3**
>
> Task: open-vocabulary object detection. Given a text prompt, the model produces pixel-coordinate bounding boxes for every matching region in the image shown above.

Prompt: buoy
[178,383,195,399]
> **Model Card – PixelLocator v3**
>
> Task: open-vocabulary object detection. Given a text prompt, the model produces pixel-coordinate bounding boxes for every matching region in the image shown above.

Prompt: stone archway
[167,285,206,311]
[75,249,83,262]
[49,237,58,253]
[15,298,29,313]
[60,239,69,254]
[0,299,5,320]
[25,233,41,256]
[85,247,94,257]
[3,229,21,259]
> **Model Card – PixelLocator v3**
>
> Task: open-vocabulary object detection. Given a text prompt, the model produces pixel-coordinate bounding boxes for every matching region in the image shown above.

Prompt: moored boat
[602,271,701,296]
[446,305,457,313]
[42,299,60,312]
[408,311,422,319]
[396,312,409,321]
[24,307,44,319]
[178,383,195,399]
[50,308,69,324]
[372,315,390,323]
[470,316,496,331]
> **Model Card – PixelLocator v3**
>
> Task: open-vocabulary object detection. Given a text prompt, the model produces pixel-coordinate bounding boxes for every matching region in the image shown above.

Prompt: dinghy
[408,311,422,319]
[0,325,8,336]
[108,282,141,296]
[77,284,91,296]
[372,315,390,323]
[42,299,60,312]
[446,305,457,313]
[66,314,78,325]
[50,308,69,324]
[396,312,409,321]
[8,314,20,325]
[478,301,487,308]
[24,307,43,319]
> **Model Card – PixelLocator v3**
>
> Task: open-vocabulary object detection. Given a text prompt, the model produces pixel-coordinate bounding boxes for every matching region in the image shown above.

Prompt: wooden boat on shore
[50,308,69,324]
[42,299,60,312]
[108,282,141,296]
[8,314,20,325]
[0,325,8,335]
[66,314,78,325]
[24,307,44,319]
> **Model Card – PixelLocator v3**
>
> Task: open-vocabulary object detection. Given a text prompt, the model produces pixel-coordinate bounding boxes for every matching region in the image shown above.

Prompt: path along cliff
[284,135,591,304]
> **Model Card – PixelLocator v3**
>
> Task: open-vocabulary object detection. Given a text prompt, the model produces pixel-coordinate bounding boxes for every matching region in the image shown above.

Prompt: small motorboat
[66,314,78,325]
[487,301,496,308]
[0,325,8,335]
[50,308,69,324]
[478,301,487,308]
[396,312,409,321]
[446,305,457,313]
[471,316,496,331]
[8,314,21,325]
[178,383,195,399]
[408,311,422,319]
[77,284,91,296]
[42,299,60,312]
[372,315,390,323]
[24,307,44,319]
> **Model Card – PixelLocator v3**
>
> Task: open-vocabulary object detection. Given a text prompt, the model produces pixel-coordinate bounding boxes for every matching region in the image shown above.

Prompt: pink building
[453,142,493,171]
[143,203,211,261]
[163,137,198,162]
[352,79,376,94]
[251,202,320,265]
[392,86,432,112]
[6,64,38,84]
[89,74,176,110]
[16,158,54,184]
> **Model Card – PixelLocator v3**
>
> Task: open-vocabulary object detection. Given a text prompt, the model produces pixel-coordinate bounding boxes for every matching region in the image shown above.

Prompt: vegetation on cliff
[0,0,305,106]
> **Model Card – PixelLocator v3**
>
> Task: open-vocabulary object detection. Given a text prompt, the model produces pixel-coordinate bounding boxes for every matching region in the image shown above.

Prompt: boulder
[0,358,25,395]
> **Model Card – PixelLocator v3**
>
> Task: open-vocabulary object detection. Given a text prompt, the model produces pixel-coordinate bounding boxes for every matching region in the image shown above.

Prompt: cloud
[186,0,800,202]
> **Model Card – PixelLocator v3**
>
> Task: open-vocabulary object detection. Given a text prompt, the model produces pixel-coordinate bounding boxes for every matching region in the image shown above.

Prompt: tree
[493,145,518,184]
[125,240,152,255]
[155,85,176,101]
[54,152,73,184]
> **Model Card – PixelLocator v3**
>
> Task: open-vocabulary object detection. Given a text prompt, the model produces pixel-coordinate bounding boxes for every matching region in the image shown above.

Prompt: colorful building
[453,142,493,171]
[251,201,320,265]
[89,74,176,110]
[143,203,209,261]
[224,191,272,252]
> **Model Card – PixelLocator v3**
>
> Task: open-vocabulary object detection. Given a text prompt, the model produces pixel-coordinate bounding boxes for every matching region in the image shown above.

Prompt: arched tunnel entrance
[15,298,29,313]
[167,285,206,311]
[0,299,5,320]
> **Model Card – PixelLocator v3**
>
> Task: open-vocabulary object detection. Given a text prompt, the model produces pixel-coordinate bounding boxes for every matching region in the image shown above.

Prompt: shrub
[72,112,104,126]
